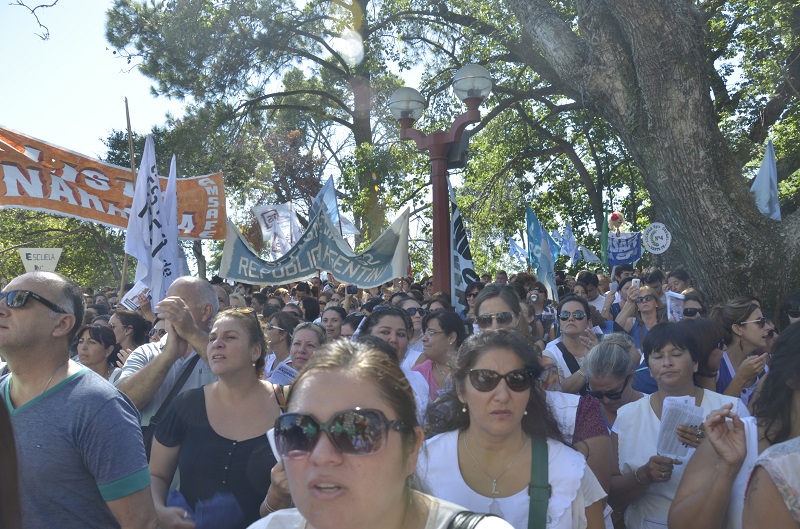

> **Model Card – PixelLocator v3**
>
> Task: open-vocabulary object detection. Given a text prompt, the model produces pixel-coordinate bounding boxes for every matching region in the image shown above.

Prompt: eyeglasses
[683,307,707,317]
[636,295,657,303]
[468,368,535,392]
[0,289,67,314]
[465,292,479,299]
[266,322,285,331]
[273,408,408,459]
[558,310,586,321]
[149,328,167,338]
[587,375,629,400]
[739,316,767,328]
[475,311,514,329]
[786,309,800,319]
[405,307,427,317]
[424,328,444,337]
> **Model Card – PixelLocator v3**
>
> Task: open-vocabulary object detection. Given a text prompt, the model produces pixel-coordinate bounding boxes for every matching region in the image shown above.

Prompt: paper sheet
[657,396,704,458]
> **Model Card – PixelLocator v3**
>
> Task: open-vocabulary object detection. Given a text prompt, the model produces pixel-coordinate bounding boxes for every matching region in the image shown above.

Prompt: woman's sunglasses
[266,322,285,331]
[683,307,707,317]
[558,310,586,321]
[273,408,408,458]
[149,328,167,338]
[465,291,479,299]
[587,375,629,400]
[635,295,657,303]
[405,307,427,317]
[468,368,535,392]
[475,311,514,329]
[739,316,767,328]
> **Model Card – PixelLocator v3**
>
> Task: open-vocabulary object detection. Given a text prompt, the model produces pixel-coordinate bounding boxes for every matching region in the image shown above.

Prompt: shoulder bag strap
[447,511,501,529]
[273,383,289,412]
[148,354,201,426]
[555,341,581,375]
[528,435,550,529]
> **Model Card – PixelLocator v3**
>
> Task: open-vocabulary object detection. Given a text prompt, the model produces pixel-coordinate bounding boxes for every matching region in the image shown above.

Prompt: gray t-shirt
[1,368,151,529]
[113,340,217,426]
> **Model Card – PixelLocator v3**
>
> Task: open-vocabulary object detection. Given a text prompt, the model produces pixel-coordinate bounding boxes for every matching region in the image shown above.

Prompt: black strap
[556,341,587,395]
[148,354,201,427]
[447,511,501,529]
[528,436,550,529]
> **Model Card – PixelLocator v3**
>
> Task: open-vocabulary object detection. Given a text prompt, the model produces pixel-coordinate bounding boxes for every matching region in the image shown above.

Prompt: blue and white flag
[750,140,781,221]
[124,135,176,307]
[526,206,543,269]
[607,232,643,265]
[579,246,601,264]
[509,238,527,266]
[450,178,479,315]
[163,155,189,277]
[548,230,562,258]
[560,222,580,265]
[526,206,557,302]
[309,177,360,235]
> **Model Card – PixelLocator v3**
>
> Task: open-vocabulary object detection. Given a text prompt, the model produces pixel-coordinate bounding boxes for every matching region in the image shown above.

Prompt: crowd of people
[1,265,799,529]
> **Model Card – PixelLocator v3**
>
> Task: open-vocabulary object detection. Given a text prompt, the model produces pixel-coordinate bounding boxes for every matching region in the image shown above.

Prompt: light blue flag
[509,238,528,266]
[309,177,361,235]
[525,206,543,270]
[579,245,601,263]
[539,230,559,303]
[561,222,580,265]
[750,140,781,221]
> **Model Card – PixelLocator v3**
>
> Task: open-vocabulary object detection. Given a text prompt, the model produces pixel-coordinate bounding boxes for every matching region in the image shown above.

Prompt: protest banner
[607,232,643,265]
[450,179,478,315]
[252,203,304,260]
[219,209,409,287]
[0,126,226,239]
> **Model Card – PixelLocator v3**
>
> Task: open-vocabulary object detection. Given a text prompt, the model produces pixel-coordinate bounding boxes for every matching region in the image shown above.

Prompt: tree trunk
[505,0,800,310]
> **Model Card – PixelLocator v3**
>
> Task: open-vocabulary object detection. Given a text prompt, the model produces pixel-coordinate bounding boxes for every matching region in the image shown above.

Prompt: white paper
[119,281,151,311]
[268,363,299,385]
[665,291,685,322]
[657,396,704,458]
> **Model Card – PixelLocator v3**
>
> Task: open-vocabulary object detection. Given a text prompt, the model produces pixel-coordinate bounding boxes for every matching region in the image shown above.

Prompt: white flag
[163,155,186,278]
[124,135,174,307]
[750,140,781,221]
[253,203,305,260]
[309,177,360,236]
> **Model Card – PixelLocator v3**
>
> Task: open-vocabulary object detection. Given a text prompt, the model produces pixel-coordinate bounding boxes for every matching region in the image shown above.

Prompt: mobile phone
[346,285,358,295]
[631,278,640,289]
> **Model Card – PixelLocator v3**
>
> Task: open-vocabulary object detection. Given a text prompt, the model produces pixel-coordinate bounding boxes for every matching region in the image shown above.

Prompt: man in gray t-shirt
[0,271,156,529]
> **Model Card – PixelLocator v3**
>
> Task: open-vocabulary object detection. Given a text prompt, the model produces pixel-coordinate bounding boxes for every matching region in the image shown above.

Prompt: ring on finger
[696,428,705,439]
[661,471,666,479]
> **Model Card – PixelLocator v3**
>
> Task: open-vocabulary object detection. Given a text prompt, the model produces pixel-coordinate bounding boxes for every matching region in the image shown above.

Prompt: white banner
[18,248,62,273]
[253,203,304,260]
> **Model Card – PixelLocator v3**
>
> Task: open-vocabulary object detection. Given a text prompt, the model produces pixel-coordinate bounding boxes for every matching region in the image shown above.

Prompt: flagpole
[119,97,137,295]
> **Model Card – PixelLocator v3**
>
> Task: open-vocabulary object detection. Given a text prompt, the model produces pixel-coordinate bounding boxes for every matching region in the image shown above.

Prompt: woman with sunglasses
[151,308,282,529]
[679,288,708,319]
[584,333,643,432]
[252,340,512,529]
[543,295,598,395]
[460,281,485,325]
[710,297,770,405]
[418,330,606,528]
[395,297,427,369]
[109,309,151,352]
[609,321,749,529]
[150,317,167,343]
[264,312,300,378]
[414,311,467,399]
[670,323,800,529]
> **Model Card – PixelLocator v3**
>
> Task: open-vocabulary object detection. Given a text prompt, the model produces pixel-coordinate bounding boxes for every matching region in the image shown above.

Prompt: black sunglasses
[273,408,407,459]
[149,328,167,338]
[587,375,630,400]
[558,310,586,321]
[0,289,67,314]
[468,368,535,392]
[405,307,427,317]
[636,295,657,303]
[739,316,767,328]
[475,311,514,329]
[465,292,479,299]
[683,307,707,317]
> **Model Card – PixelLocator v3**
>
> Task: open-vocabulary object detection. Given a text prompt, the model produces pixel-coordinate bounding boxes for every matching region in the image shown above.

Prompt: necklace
[462,432,529,495]
[434,362,449,383]
[9,358,69,396]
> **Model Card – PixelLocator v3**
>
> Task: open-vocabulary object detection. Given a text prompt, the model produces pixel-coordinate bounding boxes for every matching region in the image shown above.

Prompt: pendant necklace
[462,431,529,495]
[434,362,450,386]
[9,358,69,396]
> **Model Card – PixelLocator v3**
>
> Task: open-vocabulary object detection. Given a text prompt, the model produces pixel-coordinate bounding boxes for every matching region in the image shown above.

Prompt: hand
[736,353,769,386]
[675,423,706,449]
[116,348,133,369]
[640,455,683,484]
[704,403,747,468]
[268,459,292,507]
[161,319,189,361]
[156,506,196,529]
[579,328,598,350]
[156,296,201,340]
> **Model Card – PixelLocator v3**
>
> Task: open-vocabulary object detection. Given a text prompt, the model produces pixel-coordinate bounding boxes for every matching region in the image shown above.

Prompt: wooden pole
[119,97,137,295]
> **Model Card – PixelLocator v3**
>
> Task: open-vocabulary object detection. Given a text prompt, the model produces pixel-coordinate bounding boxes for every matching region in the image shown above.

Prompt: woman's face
[340,323,356,341]
[421,319,453,363]
[266,317,286,349]
[587,374,633,413]
[107,314,129,345]
[150,320,167,343]
[284,371,420,529]
[559,300,590,337]
[572,284,588,299]
[668,277,689,293]
[476,297,518,331]
[290,328,322,371]
[682,300,705,319]
[399,300,424,331]
[619,282,631,302]
[648,343,697,390]
[368,315,409,360]
[267,298,283,310]
[636,292,658,314]
[459,347,530,439]
[76,330,112,368]
[283,304,304,318]
[466,288,480,309]
[735,308,769,351]
[207,317,259,376]
[427,301,446,313]
[321,311,343,340]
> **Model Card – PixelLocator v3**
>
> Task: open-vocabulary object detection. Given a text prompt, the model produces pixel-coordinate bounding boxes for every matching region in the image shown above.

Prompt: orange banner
[0,126,226,239]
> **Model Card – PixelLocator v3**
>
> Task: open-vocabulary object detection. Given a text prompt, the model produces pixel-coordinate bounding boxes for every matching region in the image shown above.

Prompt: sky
[0,1,185,161]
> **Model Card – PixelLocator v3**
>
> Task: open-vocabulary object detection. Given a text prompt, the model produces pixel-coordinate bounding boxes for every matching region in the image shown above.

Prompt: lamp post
[388,64,492,296]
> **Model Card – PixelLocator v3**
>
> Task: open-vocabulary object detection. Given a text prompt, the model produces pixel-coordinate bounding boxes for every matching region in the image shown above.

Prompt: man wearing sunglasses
[114,276,219,435]
[0,272,157,529]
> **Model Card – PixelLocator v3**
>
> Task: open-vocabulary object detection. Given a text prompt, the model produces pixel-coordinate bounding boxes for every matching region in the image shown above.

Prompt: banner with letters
[607,232,643,265]
[0,126,226,239]
[219,209,409,287]
[450,179,478,316]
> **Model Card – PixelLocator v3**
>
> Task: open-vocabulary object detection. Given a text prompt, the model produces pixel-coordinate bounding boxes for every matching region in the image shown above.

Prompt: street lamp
[388,64,492,296]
